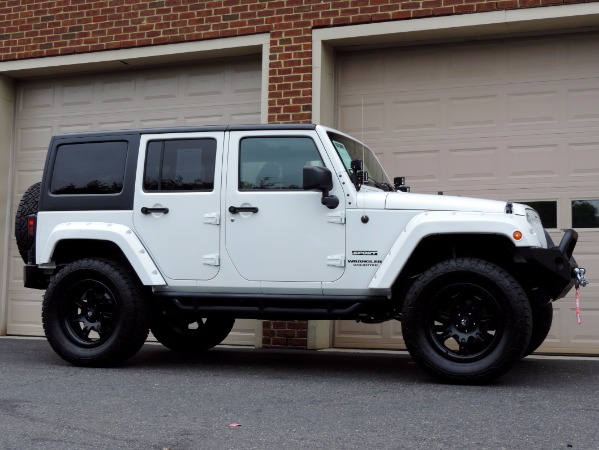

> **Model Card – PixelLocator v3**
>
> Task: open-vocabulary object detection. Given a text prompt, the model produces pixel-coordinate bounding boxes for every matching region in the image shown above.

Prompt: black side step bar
[152,291,390,320]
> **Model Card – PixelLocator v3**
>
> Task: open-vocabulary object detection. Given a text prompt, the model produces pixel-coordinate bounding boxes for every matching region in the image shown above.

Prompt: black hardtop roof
[52,124,317,140]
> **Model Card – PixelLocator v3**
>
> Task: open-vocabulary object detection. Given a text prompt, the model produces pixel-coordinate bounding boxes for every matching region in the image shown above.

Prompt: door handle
[228,206,259,214]
[141,207,169,215]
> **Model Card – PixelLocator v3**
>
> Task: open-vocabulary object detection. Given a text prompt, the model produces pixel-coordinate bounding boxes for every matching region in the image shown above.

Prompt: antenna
[361,97,365,163]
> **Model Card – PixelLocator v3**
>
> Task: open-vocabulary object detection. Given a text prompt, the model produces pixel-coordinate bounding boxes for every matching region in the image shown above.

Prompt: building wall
[0,0,593,125]
[0,0,597,349]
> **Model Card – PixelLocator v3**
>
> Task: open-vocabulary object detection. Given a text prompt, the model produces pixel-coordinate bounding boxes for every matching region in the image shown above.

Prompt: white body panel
[36,212,165,286]
[368,209,543,290]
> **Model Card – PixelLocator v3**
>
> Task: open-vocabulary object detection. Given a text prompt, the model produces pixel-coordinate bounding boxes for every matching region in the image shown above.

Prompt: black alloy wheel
[59,278,120,347]
[426,282,503,363]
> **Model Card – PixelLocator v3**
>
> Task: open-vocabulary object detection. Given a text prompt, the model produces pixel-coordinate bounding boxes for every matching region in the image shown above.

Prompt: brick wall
[262,320,307,348]
[1,0,592,349]
[0,0,593,124]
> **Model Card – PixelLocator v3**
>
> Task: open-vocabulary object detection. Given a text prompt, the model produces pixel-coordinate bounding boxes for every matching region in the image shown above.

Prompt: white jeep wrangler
[16,124,587,383]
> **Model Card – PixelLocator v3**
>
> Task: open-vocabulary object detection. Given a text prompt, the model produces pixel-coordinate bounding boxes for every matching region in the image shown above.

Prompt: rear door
[133,132,224,281]
[224,130,346,282]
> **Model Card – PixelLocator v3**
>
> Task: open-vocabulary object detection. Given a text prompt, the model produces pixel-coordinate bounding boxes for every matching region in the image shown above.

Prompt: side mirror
[303,166,339,209]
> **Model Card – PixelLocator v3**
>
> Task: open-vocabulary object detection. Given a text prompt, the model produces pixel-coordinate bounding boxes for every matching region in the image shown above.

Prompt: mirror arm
[320,188,339,209]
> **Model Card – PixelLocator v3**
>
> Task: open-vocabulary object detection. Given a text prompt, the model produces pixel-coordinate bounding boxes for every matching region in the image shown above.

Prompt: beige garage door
[335,32,599,354]
[8,57,262,345]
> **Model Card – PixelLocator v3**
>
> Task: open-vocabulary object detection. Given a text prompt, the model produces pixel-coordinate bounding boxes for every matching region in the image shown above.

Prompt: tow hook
[574,267,589,288]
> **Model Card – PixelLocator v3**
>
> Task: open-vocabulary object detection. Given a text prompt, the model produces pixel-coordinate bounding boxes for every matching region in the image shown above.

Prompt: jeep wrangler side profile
[16,124,587,383]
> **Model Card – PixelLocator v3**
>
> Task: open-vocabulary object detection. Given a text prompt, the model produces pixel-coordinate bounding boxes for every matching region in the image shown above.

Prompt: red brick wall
[0,0,593,124]
[262,320,307,348]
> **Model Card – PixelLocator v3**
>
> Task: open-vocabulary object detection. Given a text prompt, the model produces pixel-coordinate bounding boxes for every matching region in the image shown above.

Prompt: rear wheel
[151,316,235,352]
[42,259,149,366]
[401,258,532,383]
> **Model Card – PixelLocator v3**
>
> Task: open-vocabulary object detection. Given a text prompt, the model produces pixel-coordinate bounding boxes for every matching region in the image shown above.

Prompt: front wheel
[401,258,532,383]
[151,316,235,352]
[42,259,149,367]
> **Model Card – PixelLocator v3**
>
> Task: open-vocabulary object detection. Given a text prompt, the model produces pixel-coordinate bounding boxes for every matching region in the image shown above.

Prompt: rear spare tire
[15,182,41,263]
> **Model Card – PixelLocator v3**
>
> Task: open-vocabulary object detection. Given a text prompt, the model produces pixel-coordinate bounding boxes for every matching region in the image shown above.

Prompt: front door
[224,131,346,282]
[133,132,224,281]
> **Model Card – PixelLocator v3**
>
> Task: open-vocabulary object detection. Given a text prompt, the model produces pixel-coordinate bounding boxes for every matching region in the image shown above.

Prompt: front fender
[368,211,538,290]
[38,222,166,286]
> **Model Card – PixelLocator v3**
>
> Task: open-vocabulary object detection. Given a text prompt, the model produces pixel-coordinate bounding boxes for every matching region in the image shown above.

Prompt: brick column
[262,320,308,348]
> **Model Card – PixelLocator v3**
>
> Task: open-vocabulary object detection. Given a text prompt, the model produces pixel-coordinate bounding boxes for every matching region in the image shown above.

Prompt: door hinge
[327,211,345,224]
[203,254,220,266]
[327,254,345,267]
[203,213,220,225]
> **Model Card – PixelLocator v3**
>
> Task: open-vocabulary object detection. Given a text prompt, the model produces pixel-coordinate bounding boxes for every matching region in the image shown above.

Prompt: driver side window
[238,136,324,190]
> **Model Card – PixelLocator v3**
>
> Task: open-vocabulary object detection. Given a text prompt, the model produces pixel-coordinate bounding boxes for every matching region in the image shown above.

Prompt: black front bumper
[518,229,580,301]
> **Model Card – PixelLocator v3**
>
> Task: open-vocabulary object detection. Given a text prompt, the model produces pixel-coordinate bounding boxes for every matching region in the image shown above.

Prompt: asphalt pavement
[1,337,598,450]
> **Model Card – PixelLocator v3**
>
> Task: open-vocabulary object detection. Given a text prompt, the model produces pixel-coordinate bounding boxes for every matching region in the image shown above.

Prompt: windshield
[326,131,392,189]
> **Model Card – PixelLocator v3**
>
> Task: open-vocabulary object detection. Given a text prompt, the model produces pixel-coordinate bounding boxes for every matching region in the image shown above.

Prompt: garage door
[334,32,599,354]
[7,57,262,346]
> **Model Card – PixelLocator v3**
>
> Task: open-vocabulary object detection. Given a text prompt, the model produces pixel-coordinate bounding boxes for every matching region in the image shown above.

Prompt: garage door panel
[18,125,54,157]
[7,297,44,336]
[447,44,500,79]
[59,81,95,108]
[230,64,262,95]
[8,58,262,343]
[506,90,560,126]
[334,319,406,350]
[448,94,500,129]
[567,87,599,123]
[20,84,56,113]
[335,32,599,354]
[141,74,181,101]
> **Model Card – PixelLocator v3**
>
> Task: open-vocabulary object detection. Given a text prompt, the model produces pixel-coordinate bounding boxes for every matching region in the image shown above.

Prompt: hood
[383,192,508,213]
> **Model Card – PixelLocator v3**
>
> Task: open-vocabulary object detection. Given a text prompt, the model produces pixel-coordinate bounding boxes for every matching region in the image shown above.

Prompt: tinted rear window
[51,141,128,195]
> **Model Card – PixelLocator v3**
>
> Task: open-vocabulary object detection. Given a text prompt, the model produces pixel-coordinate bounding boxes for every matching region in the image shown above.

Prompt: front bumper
[518,229,582,301]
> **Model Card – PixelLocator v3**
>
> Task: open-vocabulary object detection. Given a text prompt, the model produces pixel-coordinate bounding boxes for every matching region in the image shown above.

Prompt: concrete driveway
[0,337,598,449]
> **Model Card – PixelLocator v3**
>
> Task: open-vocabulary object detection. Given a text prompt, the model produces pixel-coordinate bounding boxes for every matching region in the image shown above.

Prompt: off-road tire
[15,182,41,263]
[42,258,149,367]
[151,316,235,352]
[401,258,532,384]
[525,302,553,357]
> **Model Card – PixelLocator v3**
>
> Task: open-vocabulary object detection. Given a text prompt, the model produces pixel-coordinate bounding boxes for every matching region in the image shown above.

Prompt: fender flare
[368,211,535,290]
[38,222,166,286]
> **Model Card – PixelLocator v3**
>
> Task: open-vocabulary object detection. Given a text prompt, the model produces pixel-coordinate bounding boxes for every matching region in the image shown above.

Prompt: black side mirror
[303,166,339,209]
